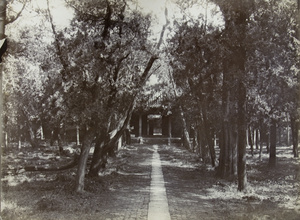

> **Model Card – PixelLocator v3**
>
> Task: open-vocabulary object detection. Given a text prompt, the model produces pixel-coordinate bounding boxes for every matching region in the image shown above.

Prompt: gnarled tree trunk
[75,127,96,193]
[88,102,134,177]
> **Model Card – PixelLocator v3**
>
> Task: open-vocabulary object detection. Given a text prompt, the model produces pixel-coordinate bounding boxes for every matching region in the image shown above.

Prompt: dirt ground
[1,143,300,220]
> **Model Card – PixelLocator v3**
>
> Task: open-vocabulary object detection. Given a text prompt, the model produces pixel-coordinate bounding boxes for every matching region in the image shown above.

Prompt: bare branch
[46,0,69,80]
[6,0,27,25]
[156,7,170,49]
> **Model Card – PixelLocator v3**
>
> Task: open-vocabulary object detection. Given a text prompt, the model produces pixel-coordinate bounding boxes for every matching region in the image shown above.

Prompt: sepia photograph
[0,0,299,219]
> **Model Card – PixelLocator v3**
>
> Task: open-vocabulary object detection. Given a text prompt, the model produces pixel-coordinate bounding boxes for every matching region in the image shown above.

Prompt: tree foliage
[3,0,299,193]
[167,0,299,190]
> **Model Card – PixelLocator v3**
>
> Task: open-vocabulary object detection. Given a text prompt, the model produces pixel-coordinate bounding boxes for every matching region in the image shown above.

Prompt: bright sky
[10,0,223,38]
[8,0,224,86]
[34,0,74,29]
[136,0,224,34]
[134,0,223,85]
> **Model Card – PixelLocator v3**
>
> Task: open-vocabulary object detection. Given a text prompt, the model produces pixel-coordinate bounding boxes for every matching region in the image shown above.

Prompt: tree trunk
[231,125,238,176]
[124,128,131,145]
[199,126,209,163]
[214,0,249,191]
[237,80,247,191]
[269,119,277,166]
[28,126,39,148]
[88,102,134,176]
[201,104,216,167]
[219,120,233,177]
[259,141,263,161]
[51,127,64,153]
[179,106,192,151]
[75,128,95,193]
[5,132,8,148]
[0,1,6,213]
[235,6,247,191]
[291,115,299,158]
[76,126,80,146]
[255,129,259,150]
[259,123,263,161]
[218,87,233,178]
[88,133,108,177]
[57,132,64,155]
[277,126,282,146]
[266,130,270,153]
[248,127,254,156]
[195,127,201,156]
[193,127,199,154]
[75,145,91,193]
[208,137,216,167]
[292,0,299,158]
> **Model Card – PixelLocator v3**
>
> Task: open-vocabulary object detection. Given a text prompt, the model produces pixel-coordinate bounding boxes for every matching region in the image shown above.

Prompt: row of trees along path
[1,0,299,193]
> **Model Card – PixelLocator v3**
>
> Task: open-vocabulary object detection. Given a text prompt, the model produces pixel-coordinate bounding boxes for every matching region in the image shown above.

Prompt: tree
[246,0,299,163]
[206,0,253,191]
[45,0,169,192]
[169,0,298,191]
[167,20,222,165]
[291,0,300,158]
[1,0,28,212]
[4,11,64,148]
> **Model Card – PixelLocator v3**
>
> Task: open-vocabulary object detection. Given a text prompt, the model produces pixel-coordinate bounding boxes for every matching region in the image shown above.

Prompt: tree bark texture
[248,127,254,156]
[201,102,216,167]
[88,101,134,176]
[255,129,259,150]
[290,115,299,158]
[0,0,6,212]
[75,128,95,193]
[199,126,209,163]
[179,106,192,151]
[28,126,39,148]
[231,124,238,176]
[218,79,235,178]
[216,1,248,190]
[237,80,247,191]
[88,133,108,177]
[269,119,277,166]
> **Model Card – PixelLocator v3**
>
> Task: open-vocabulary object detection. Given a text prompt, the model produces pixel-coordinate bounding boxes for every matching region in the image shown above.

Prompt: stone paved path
[148,145,171,220]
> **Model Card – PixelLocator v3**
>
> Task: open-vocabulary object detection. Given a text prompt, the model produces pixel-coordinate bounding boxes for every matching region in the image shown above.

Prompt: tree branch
[46,0,69,80]
[6,0,27,25]
[156,7,170,49]
[102,0,112,39]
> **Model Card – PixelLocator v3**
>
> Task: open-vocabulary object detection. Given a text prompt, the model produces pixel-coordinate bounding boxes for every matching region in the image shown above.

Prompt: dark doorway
[148,114,162,136]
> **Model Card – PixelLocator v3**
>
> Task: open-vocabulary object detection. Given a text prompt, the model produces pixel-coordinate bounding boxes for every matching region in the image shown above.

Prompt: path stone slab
[147,145,171,220]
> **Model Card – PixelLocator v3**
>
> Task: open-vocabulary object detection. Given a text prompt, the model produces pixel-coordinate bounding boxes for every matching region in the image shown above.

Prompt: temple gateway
[129,104,183,144]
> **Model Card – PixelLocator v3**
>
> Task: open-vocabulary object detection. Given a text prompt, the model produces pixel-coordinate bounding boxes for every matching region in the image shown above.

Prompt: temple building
[129,94,183,144]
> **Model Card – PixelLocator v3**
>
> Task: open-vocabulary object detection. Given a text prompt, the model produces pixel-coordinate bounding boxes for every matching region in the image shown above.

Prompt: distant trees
[167,0,299,191]
[246,0,299,162]
[4,0,168,192]
[167,21,221,166]
[3,4,63,149]
[2,0,51,148]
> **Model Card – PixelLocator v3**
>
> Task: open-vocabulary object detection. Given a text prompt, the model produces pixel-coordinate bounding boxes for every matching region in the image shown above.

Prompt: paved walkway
[148,145,171,220]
